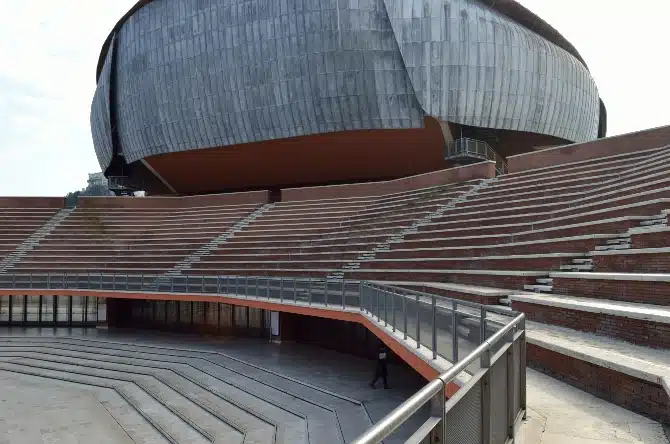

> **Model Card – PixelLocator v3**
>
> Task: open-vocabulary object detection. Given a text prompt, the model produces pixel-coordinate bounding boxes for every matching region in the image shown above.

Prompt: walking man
[370,344,389,389]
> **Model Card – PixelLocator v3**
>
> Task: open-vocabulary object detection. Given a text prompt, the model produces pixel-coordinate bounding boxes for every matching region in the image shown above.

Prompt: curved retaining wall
[280,161,496,202]
[0,197,65,209]
[507,125,670,173]
[78,190,269,209]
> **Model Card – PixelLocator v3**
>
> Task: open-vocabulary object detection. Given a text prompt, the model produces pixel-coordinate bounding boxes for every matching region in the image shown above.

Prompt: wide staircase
[8,202,265,275]
[0,334,390,444]
[187,180,491,279]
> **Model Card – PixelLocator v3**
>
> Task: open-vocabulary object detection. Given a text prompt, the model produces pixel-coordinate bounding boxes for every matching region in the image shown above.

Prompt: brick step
[345,269,545,289]
[499,149,657,185]
[18,255,189,265]
[358,253,583,271]
[523,284,553,293]
[409,199,670,240]
[38,237,216,245]
[380,234,613,259]
[591,248,670,273]
[6,266,170,274]
[525,321,670,424]
[199,252,363,262]
[630,226,670,249]
[397,216,651,249]
[186,269,332,279]
[428,185,670,232]
[550,272,670,306]
[190,260,348,270]
[374,280,512,305]
[511,293,670,349]
[486,149,670,197]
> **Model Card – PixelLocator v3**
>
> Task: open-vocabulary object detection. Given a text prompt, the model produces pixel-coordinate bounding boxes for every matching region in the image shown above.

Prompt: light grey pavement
[518,369,669,444]
[0,327,428,444]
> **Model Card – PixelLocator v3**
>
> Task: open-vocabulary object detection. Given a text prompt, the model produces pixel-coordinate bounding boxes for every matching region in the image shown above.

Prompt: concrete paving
[0,372,135,444]
[0,327,427,444]
[0,328,667,444]
[518,369,669,444]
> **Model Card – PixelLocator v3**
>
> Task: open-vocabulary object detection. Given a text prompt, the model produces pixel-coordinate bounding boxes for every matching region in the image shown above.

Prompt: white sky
[0,0,668,196]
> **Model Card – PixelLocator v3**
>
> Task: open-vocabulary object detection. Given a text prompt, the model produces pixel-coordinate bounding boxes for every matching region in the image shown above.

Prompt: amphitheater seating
[187,181,485,279]
[0,207,62,261]
[9,202,264,274]
[2,144,670,423]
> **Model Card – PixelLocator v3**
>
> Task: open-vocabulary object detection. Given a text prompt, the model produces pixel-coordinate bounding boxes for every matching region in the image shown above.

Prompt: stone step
[524,284,553,293]
[0,360,209,444]
[594,244,631,251]
[605,238,631,245]
[560,264,593,271]
[536,278,553,285]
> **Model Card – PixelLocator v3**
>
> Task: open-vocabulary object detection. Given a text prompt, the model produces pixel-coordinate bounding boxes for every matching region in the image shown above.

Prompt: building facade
[91,0,606,195]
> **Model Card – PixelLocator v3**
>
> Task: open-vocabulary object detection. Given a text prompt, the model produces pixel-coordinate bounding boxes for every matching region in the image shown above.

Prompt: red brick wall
[0,197,64,209]
[593,253,670,273]
[78,191,269,209]
[508,125,670,173]
[280,162,496,202]
[631,230,670,249]
[527,344,669,424]
[514,301,670,348]
[552,277,670,306]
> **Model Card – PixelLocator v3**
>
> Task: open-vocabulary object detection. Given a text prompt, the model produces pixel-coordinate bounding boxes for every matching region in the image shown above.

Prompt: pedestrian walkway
[518,369,669,444]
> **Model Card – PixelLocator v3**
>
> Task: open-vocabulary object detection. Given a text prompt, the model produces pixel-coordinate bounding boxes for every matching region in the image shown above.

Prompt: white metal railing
[0,273,526,442]
[446,138,508,175]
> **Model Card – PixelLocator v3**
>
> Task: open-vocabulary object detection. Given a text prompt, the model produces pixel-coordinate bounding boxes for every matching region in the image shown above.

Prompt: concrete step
[0,360,210,444]
[523,284,553,293]
[560,264,593,271]
[605,238,631,245]
[536,278,553,285]
[594,244,631,251]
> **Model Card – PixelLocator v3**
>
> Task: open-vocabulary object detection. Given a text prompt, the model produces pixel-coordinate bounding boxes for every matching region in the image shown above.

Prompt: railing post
[216,276,221,294]
[358,282,363,311]
[480,306,487,343]
[506,334,516,440]
[416,293,420,349]
[256,278,260,299]
[383,289,388,326]
[391,291,396,332]
[429,382,446,444]
[324,280,328,307]
[29,273,32,289]
[308,278,312,305]
[293,279,297,303]
[279,278,283,302]
[201,276,205,293]
[403,293,407,340]
[432,296,437,359]
[245,276,249,296]
[341,280,346,309]
[452,301,458,362]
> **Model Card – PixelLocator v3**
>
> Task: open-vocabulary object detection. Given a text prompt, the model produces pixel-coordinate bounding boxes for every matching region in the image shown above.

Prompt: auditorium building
[91,0,607,195]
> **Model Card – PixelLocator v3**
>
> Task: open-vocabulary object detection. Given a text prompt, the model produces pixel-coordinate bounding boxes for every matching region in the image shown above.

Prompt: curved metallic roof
[95,0,591,82]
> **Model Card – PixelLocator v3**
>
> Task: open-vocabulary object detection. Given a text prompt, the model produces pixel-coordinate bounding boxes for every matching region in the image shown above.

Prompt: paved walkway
[519,369,669,444]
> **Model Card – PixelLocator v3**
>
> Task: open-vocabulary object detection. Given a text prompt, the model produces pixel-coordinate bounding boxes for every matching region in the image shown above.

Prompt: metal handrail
[0,272,526,442]
[445,137,508,175]
[350,313,525,444]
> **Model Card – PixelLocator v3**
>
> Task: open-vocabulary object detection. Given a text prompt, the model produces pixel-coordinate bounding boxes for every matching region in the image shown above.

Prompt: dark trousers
[370,366,389,388]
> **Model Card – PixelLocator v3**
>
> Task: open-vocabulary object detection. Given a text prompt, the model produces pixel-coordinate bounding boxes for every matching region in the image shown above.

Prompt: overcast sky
[0,0,668,196]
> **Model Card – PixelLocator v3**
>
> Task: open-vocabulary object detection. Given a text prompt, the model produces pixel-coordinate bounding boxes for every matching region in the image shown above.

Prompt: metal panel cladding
[112,0,424,164]
[383,0,600,142]
[91,0,602,168]
[90,35,115,171]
